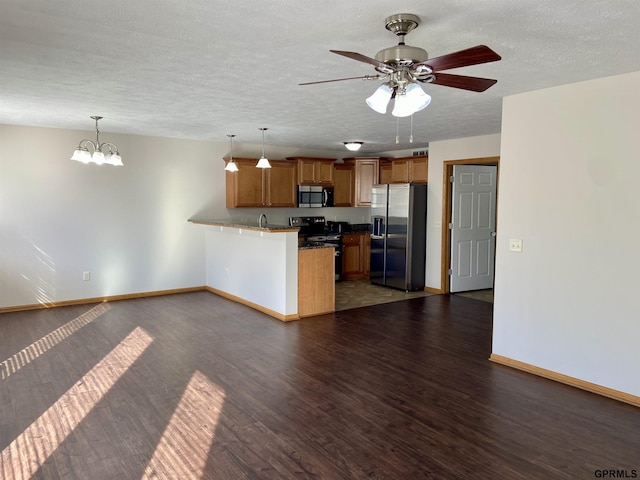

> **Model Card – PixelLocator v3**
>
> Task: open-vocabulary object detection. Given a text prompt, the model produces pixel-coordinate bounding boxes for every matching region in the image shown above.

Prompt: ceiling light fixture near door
[224,134,239,172]
[256,128,271,169]
[71,116,123,166]
[343,141,363,151]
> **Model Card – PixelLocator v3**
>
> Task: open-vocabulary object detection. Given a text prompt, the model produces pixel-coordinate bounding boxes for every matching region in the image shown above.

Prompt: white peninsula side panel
[203,226,298,319]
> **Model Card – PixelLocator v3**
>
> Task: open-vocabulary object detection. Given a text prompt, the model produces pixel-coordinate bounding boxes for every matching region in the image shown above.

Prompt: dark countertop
[189,219,298,233]
[298,242,338,250]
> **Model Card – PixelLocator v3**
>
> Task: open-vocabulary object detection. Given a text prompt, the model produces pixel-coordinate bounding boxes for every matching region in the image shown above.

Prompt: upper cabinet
[342,157,380,207]
[287,157,335,185]
[333,163,354,207]
[379,156,428,184]
[225,158,297,208]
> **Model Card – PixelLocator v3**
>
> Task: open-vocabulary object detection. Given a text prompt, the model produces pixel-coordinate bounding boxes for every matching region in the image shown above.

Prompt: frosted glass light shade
[225,160,239,172]
[392,83,431,117]
[92,151,105,164]
[344,142,363,151]
[71,148,86,161]
[366,84,393,114]
[109,153,123,166]
[406,82,431,113]
[256,156,271,168]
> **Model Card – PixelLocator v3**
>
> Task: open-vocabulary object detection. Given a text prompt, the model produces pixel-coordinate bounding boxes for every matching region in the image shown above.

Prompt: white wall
[0,124,367,309]
[204,226,299,316]
[424,134,502,290]
[0,125,221,308]
[493,71,640,397]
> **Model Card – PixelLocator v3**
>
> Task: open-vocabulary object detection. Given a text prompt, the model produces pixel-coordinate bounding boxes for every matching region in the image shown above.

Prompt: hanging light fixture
[224,134,239,172]
[343,141,363,151]
[391,82,431,117]
[256,128,271,168]
[71,116,123,166]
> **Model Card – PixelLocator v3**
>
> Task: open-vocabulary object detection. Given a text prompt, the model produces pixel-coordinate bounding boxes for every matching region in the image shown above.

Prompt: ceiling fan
[300,13,502,117]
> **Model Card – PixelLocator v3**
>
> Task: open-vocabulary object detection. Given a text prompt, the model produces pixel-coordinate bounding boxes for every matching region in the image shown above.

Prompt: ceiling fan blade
[417,45,501,72]
[330,50,392,71]
[429,73,498,92]
[299,74,382,86]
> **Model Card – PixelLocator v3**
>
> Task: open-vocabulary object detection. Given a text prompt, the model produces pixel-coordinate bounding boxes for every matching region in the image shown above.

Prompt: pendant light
[256,127,271,168]
[224,134,239,172]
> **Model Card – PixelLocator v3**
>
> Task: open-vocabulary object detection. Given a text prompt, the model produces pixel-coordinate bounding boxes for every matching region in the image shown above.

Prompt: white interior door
[450,165,497,292]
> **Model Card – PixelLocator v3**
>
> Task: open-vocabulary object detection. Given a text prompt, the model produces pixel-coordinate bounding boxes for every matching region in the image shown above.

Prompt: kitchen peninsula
[189,219,335,320]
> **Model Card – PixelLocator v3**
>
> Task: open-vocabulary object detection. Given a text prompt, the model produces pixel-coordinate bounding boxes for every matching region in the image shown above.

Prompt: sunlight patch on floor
[0,303,111,380]
[143,370,226,480]
[0,327,153,479]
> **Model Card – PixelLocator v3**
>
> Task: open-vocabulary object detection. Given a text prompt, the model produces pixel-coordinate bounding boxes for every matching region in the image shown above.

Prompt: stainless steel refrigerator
[370,183,427,291]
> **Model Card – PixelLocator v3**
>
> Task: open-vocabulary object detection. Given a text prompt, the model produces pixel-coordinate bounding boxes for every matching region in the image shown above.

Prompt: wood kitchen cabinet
[342,232,371,280]
[287,157,335,185]
[225,158,297,208]
[298,247,335,317]
[379,160,393,184]
[379,156,428,184]
[342,157,380,207]
[333,163,354,207]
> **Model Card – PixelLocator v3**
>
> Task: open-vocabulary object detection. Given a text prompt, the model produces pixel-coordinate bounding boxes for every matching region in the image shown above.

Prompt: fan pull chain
[395,116,400,144]
[410,114,414,143]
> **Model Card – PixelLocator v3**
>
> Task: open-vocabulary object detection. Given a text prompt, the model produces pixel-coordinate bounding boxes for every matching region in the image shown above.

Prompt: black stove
[290,216,343,281]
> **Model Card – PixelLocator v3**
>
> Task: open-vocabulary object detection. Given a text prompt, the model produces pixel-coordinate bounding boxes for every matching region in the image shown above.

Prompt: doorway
[440,157,500,294]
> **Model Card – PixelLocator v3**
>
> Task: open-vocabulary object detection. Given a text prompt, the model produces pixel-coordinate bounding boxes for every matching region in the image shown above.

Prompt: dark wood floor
[1,292,638,479]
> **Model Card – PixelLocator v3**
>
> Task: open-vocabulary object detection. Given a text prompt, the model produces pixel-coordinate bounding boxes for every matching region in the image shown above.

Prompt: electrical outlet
[83,271,90,281]
[509,239,523,253]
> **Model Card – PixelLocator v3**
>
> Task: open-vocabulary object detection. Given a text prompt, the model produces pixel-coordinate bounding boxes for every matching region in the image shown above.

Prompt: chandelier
[71,116,123,166]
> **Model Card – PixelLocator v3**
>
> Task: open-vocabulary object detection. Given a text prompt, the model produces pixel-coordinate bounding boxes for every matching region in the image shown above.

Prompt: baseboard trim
[205,287,299,322]
[489,353,640,408]
[424,286,444,295]
[0,287,207,314]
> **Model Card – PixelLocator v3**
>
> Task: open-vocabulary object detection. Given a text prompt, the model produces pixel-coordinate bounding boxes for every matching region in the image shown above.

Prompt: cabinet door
[409,157,428,183]
[267,161,297,207]
[391,160,410,183]
[226,159,265,207]
[354,159,379,207]
[318,161,334,184]
[297,159,317,184]
[333,164,354,207]
[342,234,362,280]
[379,163,392,184]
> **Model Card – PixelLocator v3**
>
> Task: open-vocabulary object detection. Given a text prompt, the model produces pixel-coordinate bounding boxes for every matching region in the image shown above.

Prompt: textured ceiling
[1,0,639,154]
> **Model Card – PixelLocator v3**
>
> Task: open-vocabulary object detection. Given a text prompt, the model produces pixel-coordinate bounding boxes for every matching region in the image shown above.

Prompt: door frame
[440,156,500,294]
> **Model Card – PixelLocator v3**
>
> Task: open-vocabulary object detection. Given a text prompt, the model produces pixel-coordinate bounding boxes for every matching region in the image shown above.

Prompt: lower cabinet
[342,232,371,280]
[298,247,335,317]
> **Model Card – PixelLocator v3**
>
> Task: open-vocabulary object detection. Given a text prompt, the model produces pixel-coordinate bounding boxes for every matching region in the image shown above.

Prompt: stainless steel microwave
[297,185,334,208]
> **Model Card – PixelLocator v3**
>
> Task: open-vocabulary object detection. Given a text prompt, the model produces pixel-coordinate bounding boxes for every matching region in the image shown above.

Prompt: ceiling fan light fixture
[344,141,363,151]
[366,84,393,114]
[392,83,431,117]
